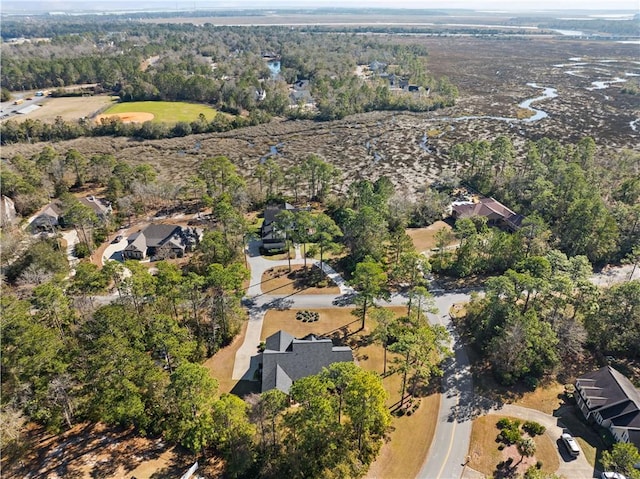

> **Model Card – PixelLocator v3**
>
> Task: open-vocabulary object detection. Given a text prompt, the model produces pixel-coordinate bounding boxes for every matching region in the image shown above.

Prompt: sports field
[99,101,220,123]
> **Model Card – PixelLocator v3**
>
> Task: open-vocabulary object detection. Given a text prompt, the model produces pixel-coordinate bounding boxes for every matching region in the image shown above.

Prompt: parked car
[112,235,123,243]
[561,432,580,457]
[601,473,627,479]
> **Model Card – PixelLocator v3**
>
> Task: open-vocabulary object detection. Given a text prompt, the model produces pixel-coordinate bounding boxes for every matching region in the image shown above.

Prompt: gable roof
[577,366,640,409]
[263,202,296,226]
[141,224,182,248]
[265,330,295,352]
[261,330,353,393]
[79,196,111,217]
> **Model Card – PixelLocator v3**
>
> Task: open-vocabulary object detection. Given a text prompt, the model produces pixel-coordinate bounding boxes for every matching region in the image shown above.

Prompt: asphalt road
[90,237,636,479]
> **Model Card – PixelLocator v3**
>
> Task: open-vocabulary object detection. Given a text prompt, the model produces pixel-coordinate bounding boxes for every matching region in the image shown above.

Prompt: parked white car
[561,432,580,457]
[601,472,627,479]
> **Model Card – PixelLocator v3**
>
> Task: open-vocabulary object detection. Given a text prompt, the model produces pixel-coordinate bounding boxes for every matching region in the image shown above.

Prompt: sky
[6,0,640,11]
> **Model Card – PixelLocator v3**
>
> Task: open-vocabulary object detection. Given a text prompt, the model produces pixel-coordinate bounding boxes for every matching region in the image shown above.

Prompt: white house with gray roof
[575,366,640,449]
[260,330,353,393]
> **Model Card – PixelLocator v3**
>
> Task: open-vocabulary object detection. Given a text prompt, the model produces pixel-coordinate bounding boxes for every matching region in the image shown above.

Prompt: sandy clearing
[9,96,116,123]
[95,112,155,123]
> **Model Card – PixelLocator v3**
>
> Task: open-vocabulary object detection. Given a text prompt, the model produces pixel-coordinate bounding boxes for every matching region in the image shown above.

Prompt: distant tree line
[1,21,458,144]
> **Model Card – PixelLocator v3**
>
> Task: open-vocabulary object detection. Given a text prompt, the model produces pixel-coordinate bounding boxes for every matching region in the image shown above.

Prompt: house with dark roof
[79,196,112,221]
[261,202,297,252]
[30,202,63,231]
[575,366,640,449]
[451,196,524,232]
[261,330,354,393]
[123,224,201,260]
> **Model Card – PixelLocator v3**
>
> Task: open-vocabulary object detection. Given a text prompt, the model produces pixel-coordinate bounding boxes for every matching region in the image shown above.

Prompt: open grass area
[514,382,565,415]
[103,101,220,123]
[260,306,441,479]
[469,415,559,476]
[202,320,258,396]
[14,95,118,122]
[261,264,341,295]
[406,220,455,253]
[365,393,440,479]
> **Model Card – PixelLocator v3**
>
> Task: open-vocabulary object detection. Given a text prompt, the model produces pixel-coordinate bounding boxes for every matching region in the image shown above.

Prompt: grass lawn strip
[260,264,341,295]
[103,101,220,123]
[364,394,440,479]
[203,320,252,394]
[514,382,565,415]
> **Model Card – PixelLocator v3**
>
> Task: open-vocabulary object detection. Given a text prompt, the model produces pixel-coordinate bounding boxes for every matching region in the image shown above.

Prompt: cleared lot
[8,95,118,123]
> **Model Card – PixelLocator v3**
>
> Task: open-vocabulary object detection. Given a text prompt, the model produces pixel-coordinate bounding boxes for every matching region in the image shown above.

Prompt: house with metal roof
[260,330,353,393]
[575,366,640,449]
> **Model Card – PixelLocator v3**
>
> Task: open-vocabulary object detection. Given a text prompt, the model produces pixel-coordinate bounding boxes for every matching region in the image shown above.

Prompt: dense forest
[1,20,458,144]
[1,151,456,477]
[2,11,639,477]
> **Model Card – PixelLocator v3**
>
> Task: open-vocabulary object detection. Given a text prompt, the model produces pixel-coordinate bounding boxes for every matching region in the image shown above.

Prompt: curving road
[91,236,637,479]
[233,240,477,477]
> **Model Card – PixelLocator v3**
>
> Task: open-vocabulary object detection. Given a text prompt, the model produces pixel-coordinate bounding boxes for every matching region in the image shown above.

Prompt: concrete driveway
[101,235,128,264]
[494,404,595,478]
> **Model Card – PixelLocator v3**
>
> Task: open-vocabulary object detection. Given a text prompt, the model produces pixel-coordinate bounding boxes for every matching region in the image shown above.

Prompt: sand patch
[96,112,154,123]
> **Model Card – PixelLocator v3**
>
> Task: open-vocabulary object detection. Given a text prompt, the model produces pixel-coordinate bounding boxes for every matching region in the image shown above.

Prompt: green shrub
[74,242,90,258]
[502,427,522,445]
[523,420,546,436]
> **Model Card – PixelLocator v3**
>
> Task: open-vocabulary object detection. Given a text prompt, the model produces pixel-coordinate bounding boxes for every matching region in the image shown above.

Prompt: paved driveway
[495,404,595,478]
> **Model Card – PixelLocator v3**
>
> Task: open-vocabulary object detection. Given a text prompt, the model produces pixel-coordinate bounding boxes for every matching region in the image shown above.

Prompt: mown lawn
[104,100,220,123]
[469,415,559,476]
[262,306,442,479]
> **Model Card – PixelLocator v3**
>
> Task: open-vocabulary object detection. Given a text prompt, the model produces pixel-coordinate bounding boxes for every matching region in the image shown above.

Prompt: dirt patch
[96,112,155,123]
[7,96,117,123]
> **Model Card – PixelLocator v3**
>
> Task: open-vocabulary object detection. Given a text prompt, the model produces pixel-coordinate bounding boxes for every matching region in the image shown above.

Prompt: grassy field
[261,264,341,295]
[469,415,559,476]
[407,220,455,253]
[103,101,220,123]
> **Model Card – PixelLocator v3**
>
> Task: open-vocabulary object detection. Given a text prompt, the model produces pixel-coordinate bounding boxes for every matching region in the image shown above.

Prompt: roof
[125,231,147,253]
[141,224,182,248]
[41,203,63,217]
[577,366,640,409]
[261,330,353,393]
[452,197,524,229]
[263,203,296,226]
[265,330,294,352]
[577,366,640,448]
[79,196,111,216]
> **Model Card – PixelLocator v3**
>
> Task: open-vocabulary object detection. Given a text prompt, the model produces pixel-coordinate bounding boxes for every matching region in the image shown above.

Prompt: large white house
[575,366,640,449]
